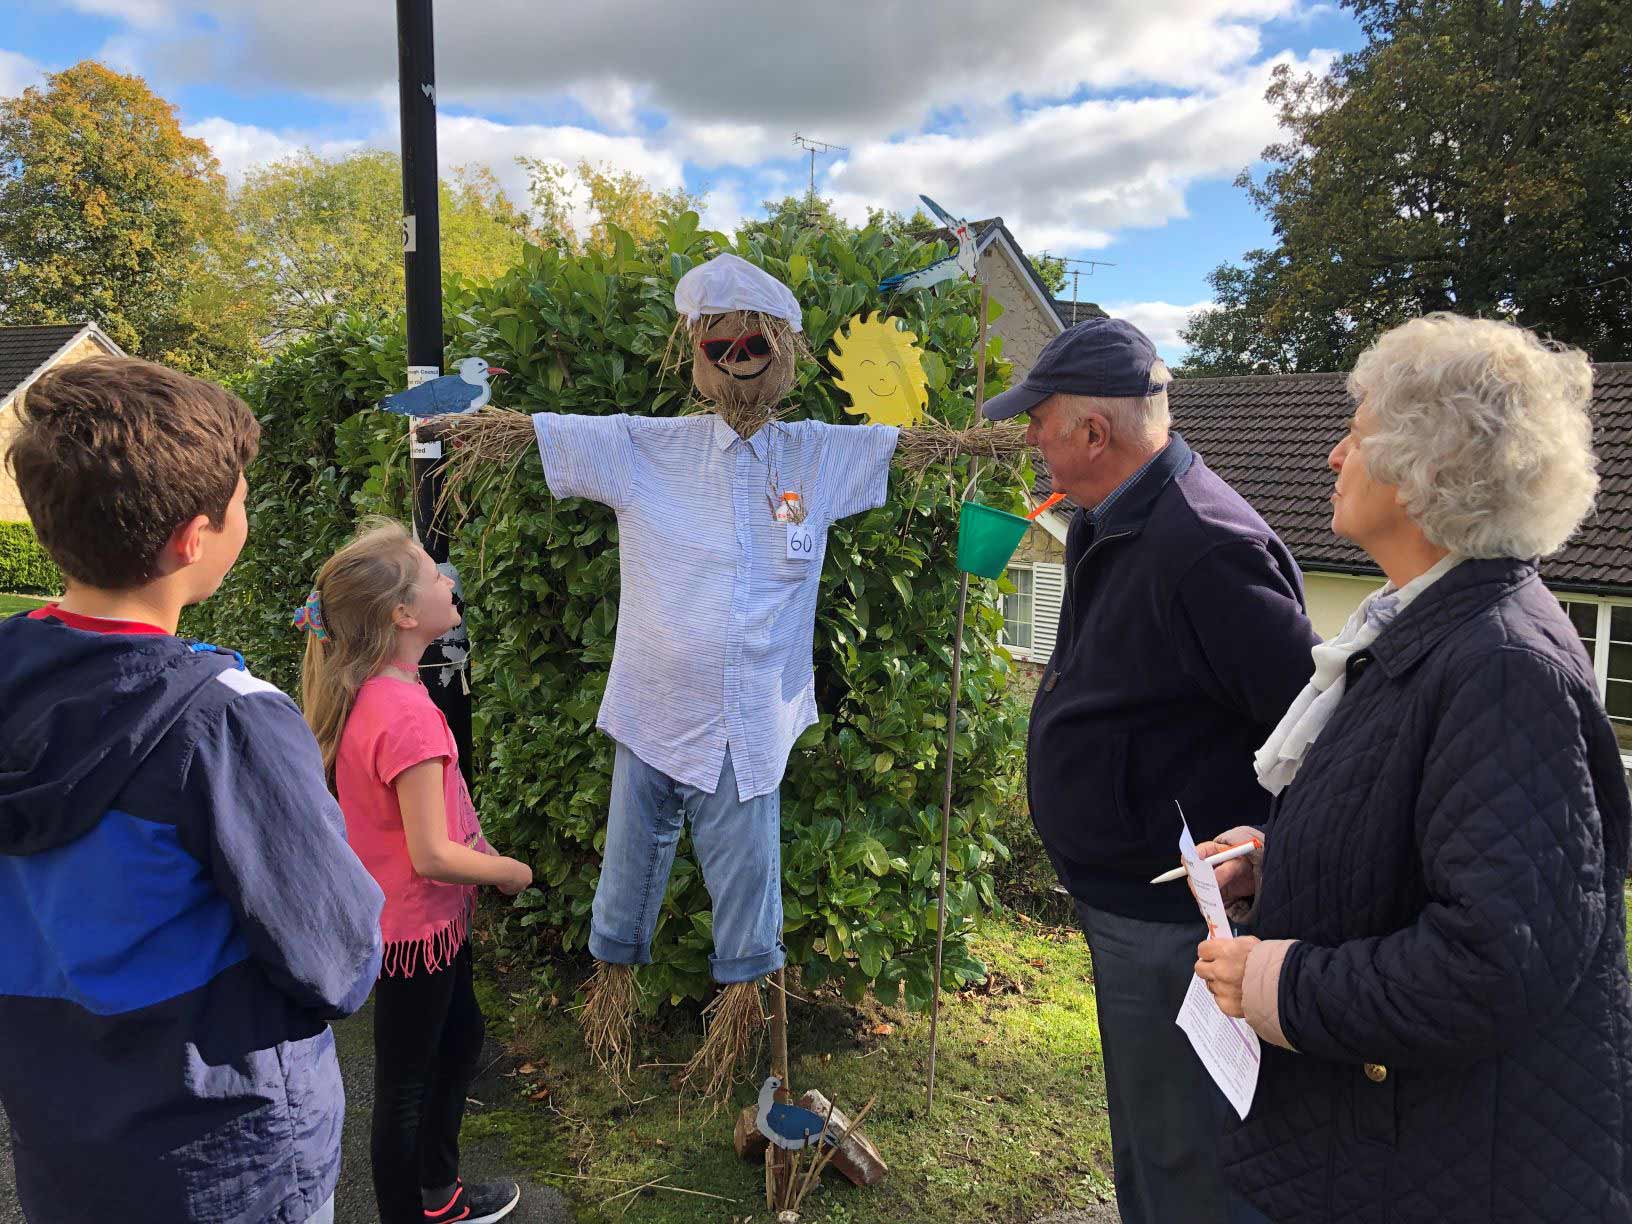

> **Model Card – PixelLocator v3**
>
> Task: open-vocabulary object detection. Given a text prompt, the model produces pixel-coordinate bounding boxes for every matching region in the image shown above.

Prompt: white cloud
[65,0,174,27]
[185,110,691,239]
[184,117,363,186]
[0,50,45,98]
[825,52,1330,251]
[107,0,1309,160]
[1101,299,1215,357]
[697,180,750,237]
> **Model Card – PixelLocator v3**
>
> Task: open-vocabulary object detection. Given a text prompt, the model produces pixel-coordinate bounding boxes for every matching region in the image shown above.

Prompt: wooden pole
[927,283,991,1113]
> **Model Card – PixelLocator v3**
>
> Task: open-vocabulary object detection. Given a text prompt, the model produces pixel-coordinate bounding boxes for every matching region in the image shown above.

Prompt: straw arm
[893,420,1029,474]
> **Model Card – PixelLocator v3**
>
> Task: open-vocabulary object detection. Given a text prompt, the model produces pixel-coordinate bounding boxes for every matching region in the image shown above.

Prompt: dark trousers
[370,940,486,1224]
[1077,900,1271,1224]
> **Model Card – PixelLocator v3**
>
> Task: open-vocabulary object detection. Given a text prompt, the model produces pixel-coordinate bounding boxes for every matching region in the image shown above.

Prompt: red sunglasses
[700,332,772,363]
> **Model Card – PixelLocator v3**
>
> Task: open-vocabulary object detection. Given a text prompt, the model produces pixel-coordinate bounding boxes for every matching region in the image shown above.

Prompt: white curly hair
[1348,314,1598,559]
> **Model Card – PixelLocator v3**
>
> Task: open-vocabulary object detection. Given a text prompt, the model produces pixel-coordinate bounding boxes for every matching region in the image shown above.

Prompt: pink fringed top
[335,675,486,977]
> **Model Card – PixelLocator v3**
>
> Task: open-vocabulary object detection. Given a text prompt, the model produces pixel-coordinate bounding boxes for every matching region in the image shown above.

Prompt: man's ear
[1082,410,1114,454]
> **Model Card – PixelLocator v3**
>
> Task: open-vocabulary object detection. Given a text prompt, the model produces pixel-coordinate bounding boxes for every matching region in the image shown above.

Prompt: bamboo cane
[927,283,991,1112]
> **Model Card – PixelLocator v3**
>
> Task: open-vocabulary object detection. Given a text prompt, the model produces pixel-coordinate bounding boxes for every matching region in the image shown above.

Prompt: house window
[1001,565,1034,656]
[1607,606,1632,755]
[1558,598,1632,757]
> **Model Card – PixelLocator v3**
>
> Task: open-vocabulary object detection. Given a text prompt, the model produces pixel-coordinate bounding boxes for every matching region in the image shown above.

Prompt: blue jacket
[0,609,384,1223]
[1027,434,1320,923]
[1224,559,1632,1222]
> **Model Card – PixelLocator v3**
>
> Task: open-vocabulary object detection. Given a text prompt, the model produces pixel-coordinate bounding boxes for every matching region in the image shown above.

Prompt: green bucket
[956,501,1030,578]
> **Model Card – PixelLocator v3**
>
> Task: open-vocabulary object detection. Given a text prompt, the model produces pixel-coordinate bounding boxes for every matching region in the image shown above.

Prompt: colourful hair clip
[292,589,328,641]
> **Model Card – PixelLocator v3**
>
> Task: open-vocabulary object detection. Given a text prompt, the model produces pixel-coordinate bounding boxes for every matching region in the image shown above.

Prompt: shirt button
[1364,1062,1388,1083]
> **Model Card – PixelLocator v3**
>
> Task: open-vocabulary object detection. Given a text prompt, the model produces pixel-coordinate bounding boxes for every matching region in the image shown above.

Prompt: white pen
[1150,838,1261,885]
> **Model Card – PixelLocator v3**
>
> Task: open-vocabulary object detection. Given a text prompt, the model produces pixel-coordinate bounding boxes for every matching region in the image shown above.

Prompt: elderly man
[983,319,1318,1224]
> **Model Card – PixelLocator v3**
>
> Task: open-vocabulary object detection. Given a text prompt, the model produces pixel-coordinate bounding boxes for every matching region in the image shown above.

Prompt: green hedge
[187,215,1031,1010]
[0,521,62,595]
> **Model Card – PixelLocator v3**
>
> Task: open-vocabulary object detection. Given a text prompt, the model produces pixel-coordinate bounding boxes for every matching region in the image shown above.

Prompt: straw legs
[577,741,785,1098]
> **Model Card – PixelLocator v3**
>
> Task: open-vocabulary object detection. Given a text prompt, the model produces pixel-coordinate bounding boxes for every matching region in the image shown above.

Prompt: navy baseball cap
[982,317,1167,421]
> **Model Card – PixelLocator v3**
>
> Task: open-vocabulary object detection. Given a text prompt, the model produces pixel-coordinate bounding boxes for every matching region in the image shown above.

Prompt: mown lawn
[0,593,46,615]
[468,912,1115,1223]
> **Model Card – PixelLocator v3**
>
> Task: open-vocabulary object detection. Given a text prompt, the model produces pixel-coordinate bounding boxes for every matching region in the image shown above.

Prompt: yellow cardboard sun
[830,312,930,428]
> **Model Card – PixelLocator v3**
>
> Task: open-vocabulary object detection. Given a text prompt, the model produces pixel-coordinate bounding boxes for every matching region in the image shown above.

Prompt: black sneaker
[423,1178,521,1224]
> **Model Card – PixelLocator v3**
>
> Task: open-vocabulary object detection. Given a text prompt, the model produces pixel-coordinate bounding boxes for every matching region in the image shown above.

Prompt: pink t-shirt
[335,675,487,977]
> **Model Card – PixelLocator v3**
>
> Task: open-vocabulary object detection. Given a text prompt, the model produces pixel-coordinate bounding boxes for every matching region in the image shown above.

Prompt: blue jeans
[590,743,786,984]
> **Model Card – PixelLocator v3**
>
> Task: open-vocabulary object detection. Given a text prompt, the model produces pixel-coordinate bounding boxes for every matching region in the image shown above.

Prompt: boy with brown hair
[0,356,384,1223]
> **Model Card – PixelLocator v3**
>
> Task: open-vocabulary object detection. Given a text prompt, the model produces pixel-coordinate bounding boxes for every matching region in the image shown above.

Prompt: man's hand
[1195,935,1259,1018]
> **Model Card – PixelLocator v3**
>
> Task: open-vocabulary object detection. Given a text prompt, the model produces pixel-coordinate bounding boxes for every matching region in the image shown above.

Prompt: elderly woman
[1193,313,1632,1223]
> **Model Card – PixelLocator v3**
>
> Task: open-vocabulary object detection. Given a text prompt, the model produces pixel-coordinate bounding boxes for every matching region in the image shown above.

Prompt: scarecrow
[436,253,1025,1098]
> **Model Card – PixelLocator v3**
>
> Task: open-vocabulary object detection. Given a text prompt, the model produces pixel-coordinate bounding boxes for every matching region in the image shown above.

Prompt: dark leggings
[370,940,486,1224]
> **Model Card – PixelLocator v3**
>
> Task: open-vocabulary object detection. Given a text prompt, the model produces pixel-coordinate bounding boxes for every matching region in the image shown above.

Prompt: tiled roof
[1035,363,1632,593]
[1051,298,1106,327]
[0,324,95,404]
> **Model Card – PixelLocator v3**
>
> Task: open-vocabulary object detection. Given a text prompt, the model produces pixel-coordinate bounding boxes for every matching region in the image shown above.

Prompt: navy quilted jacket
[1223,558,1632,1222]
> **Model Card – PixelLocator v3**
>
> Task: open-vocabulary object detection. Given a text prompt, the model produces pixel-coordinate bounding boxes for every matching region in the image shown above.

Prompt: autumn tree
[0,61,257,374]
[1181,0,1632,374]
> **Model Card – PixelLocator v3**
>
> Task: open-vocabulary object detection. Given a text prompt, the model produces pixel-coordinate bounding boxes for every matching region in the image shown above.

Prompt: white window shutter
[1031,562,1066,663]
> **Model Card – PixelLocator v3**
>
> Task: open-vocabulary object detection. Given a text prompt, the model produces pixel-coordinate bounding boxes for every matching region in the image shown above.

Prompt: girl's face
[402,545,460,638]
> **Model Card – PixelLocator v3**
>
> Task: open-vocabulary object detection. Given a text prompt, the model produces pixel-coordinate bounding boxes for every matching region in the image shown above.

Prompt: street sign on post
[397,0,474,786]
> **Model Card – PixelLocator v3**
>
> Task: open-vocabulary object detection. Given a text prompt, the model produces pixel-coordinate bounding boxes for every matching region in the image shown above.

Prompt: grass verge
[0,593,46,616]
[469,911,1114,1223]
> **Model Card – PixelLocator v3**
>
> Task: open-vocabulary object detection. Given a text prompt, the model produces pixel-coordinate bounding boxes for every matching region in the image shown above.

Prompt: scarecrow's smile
[723,360,772,381]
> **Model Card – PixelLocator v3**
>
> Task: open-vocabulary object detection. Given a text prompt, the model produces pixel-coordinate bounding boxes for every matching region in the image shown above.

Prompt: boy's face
[178,475,250,605]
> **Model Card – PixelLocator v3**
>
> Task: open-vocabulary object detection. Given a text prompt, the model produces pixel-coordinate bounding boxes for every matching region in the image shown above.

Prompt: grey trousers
[1078,900,1264,1224]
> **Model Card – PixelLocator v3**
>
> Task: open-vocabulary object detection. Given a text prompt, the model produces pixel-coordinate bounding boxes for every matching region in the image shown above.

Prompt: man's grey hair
[1056,360,1172,448]
[1349,314,1597,559]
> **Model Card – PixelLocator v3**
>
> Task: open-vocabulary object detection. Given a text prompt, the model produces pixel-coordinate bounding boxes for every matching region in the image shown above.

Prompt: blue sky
[0,0,1364,357]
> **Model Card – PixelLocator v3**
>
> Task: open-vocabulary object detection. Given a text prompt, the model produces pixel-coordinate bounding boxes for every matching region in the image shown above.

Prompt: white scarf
[1254,554,1465,795]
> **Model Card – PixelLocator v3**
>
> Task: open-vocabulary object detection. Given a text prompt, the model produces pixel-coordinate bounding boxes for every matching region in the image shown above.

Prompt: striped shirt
[534,412,900,800]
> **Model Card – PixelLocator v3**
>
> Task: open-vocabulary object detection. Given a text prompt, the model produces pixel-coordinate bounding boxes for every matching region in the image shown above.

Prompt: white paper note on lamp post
[1174,815,1262,1120]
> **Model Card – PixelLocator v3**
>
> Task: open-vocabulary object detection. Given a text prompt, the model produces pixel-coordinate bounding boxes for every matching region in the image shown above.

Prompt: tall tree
[233,151,534,341]
[519,158,702,251]
[0,61,257,374]
[1182,0,1632,374]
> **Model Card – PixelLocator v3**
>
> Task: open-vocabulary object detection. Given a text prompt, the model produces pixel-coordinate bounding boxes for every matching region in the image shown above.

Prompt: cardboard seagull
[879,195,980,294]
[380,357,506,417]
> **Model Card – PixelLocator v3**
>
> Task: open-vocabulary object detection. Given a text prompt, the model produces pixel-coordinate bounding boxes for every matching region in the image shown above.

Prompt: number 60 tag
[786,522,817,561]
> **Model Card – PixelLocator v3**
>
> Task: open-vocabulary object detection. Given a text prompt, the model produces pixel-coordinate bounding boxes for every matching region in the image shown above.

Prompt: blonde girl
[298,518,528,1224]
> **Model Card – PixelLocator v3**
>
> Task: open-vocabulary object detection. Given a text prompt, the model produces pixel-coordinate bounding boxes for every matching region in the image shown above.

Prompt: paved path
[0,1001,573,1224]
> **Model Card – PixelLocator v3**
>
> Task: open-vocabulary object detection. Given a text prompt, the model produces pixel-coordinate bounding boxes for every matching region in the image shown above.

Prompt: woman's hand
[1194,826,1264,905]
[1195,839,1256,904]
[1195,935,1260,1018]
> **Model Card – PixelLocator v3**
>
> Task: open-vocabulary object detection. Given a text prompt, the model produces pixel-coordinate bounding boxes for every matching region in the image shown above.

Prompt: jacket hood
[0,612,243,855]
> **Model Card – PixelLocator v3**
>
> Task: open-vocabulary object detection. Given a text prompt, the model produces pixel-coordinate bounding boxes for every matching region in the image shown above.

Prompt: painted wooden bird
[755,1076,834,1152]
[879,194,979,294]
[379,357,506,416]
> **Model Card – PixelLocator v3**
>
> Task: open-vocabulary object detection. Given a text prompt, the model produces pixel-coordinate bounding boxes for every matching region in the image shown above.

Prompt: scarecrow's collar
[711,412,770,459]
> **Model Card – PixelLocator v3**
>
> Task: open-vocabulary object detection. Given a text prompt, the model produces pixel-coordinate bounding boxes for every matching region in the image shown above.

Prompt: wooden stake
[767,968,794,1205]
[928,283,991,1113]
[770,969,790,1085]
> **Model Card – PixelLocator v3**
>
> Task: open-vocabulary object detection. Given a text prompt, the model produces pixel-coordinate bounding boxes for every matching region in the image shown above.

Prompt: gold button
[1364,1062,1388,1083]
